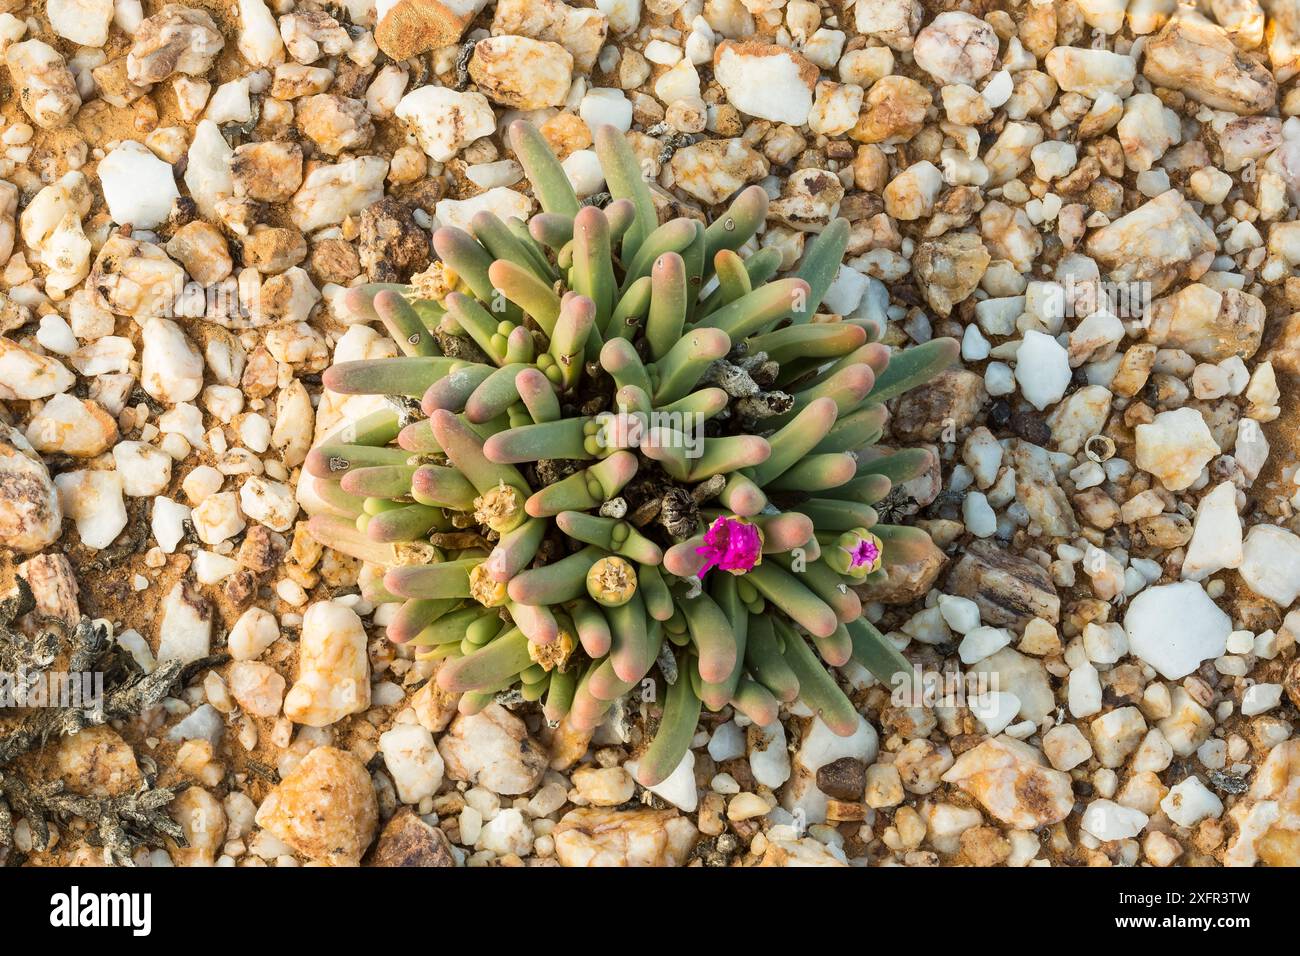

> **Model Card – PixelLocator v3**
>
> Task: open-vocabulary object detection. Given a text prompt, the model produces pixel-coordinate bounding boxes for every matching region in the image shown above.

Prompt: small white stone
[579,87,632,133]
[1068,662,1103,718]
[468,35,572,110]
[749,721,790,789]
[54,470,126,550]
[205,78,252,125]
[984,361,1014,395]
[1124,580,1230,680]
[0,338,76,401]
[276,579,307,607]
[1235,417,1269,482]
[958,625,1012,665]
[643,39,681,65]
[821,265,869,316]
[379,723,444,804]
[173,75,211,122]
[1082,622,1127,665]
[193,550,238,584]
[713,40,814,126]
[239,414,272,454]
[113,440,172,496]
[237,0,284,67]
[808,80,863,137]
[140,318,203,405]
[1190,166,1233,205]
[1225,630,1254,654]
[962,427,1003,487]
[463,160,522,191]
[1091,706,1147,767]
[1117,93,1180,172]
[982,68,1013,107]
[36,314,78,355]
[25,394,116,458]
[191,491,245,544]
[1241,683,1283,716]
[711,773,740,795]
[228,606,280,661]
[203,385,244,424]
[1044,47,1136,98]
[884,161,943,220]
[912,12,997,85]
[962,490,997,537]
[970,691,1021,735]
[1014,330,1071,410]
[635,750,697,812]
[707,721,745,762]
[902,606,951,645]
[1159,688,1215,757]
[562,149,605,197]
[434,187,533,233]
[961,323,990,360]
[1135,407,1220,491]
[937,594,981,634]
[1042,724,1093,771]
[160,403,208,450]
[239,476,298,532]
[458,806,482,846]
[227,660,285,717]
[48,0,113,44]
[1239,524,1300,607]
[798,716,878,773]
[291,156,387,232]
[477,807,532,856]
[394,86,495,163]
[1159,776,1223,827]
[156,581,212,664]
[1081,799,1148,841]
[5,40,81,131]
[1030,140,1077,180]
[572,766,635,806]
[98,141,179,229]
[595,0,640,33]
[1181,480,1242,581]
[1131,728,1174,774]
[284,601,370,726]
[117,629,155,674]
[151,496,189,553]
[33,219,88,307]
[977,296,1024,335]
[183,464,224,504]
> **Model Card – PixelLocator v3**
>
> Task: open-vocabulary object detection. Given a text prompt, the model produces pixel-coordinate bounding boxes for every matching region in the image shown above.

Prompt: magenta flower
[695,516,763,577]
[843,530,883,574]
[849,537,880,569]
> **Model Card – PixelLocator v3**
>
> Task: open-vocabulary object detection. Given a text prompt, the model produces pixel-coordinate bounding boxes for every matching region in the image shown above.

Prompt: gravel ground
[2,0,1300,867]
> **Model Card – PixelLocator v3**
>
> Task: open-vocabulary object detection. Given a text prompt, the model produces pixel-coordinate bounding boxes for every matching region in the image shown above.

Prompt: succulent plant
[306,122,957,787]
